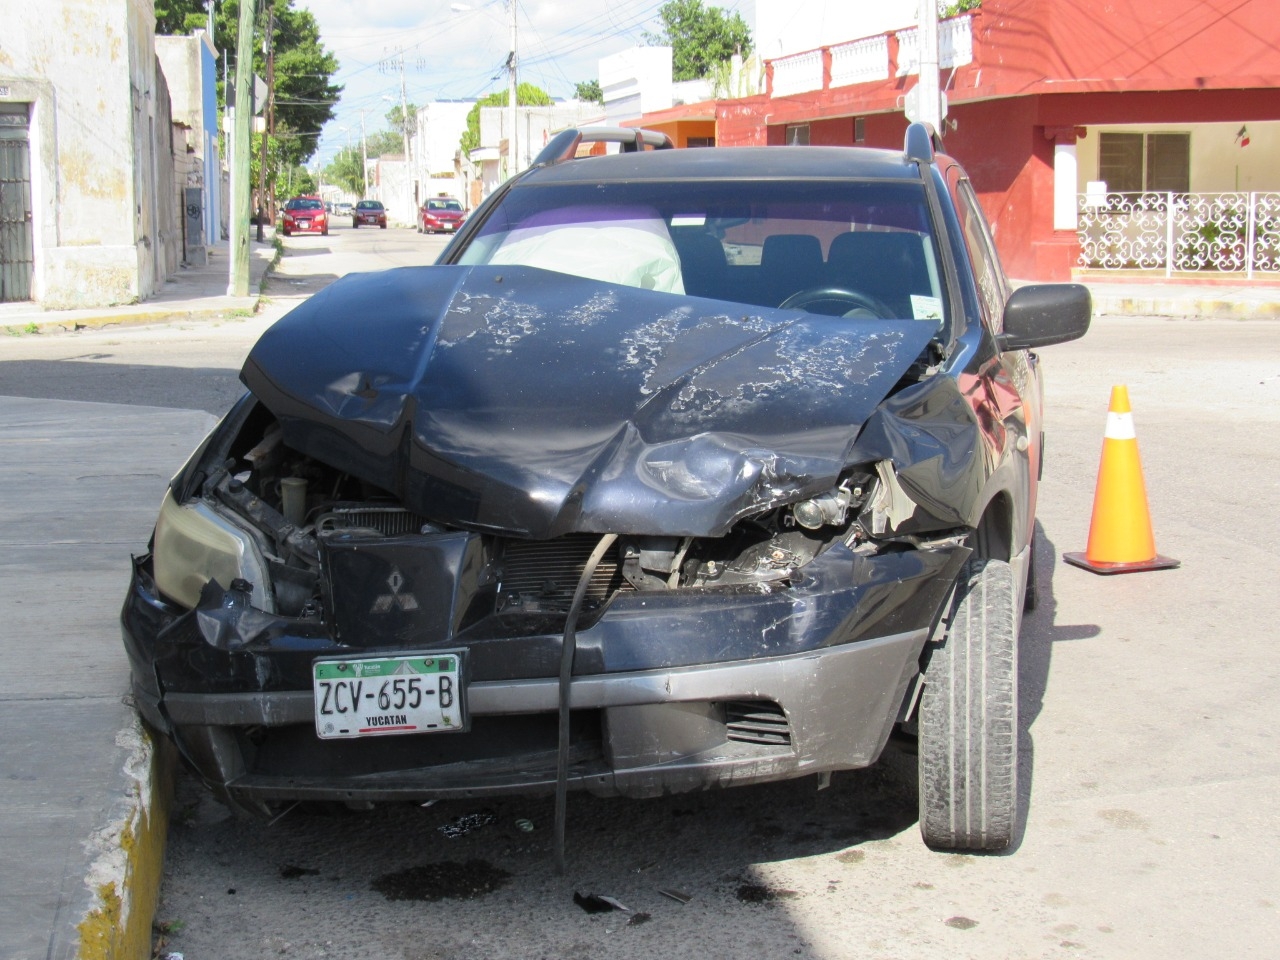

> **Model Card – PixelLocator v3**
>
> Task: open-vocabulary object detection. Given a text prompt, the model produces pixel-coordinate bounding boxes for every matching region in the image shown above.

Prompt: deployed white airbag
[485,206,685,294]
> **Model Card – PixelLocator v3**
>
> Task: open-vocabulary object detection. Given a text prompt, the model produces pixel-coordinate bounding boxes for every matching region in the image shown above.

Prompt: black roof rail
[533,126,675,167]
[903,121,944,164]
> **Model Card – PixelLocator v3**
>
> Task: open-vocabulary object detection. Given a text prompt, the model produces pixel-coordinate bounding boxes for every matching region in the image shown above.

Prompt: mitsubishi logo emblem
[371,567,419,613]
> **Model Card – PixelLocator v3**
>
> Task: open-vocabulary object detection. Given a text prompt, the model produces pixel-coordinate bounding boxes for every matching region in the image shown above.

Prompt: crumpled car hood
[242,265,936,538]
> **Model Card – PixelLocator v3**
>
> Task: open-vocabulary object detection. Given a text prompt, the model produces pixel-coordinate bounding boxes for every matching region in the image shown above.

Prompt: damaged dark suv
[122,124,1089,852]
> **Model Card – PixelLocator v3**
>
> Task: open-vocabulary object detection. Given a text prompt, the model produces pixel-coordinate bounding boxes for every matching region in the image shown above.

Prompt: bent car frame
[122,124,1089,852]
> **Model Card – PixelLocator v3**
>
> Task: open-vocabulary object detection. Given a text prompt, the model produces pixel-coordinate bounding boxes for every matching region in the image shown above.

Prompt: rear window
[456,179,944,323]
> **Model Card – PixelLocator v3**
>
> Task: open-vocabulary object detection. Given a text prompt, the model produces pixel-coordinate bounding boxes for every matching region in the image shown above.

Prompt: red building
[634,0,1280,281]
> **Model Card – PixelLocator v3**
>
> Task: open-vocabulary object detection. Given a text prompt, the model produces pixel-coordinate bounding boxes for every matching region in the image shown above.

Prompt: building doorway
[0,102,34,302]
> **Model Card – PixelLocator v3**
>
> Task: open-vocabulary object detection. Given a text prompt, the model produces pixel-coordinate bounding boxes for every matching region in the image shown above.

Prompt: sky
[305,0,756,169]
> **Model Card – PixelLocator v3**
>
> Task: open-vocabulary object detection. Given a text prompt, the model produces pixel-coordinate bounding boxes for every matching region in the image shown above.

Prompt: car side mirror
[997,283,1092,351]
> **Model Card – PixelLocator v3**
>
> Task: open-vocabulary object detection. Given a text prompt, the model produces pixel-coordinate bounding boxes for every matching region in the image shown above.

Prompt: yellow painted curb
[75,718,176,960]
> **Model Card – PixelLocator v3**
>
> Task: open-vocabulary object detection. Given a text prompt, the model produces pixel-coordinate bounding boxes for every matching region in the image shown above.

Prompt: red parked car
[281,196,328,237]
[418,197,466,234]
[353,200,387,229]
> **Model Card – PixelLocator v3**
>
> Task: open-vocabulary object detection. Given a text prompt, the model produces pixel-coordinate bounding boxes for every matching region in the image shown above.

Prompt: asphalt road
[5,231,1278,960]
[0,224,453,414]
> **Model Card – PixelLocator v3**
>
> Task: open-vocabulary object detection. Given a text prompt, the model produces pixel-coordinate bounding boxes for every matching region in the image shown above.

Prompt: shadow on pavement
[0,359,246,415]
[1011,520,1101,851]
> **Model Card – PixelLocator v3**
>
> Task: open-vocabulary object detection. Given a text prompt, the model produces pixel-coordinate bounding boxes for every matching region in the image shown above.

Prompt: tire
[353,221,359,229]
[379,222,386,229]
[918,556,1019,851]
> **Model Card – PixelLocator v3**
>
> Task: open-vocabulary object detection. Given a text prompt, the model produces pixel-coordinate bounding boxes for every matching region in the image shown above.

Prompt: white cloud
[303,0,755,166]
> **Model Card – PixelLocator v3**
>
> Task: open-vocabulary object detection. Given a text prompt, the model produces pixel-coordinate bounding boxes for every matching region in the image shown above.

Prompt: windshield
[287,198,323,211]
[457,179,945,323]
[357,201,383,210]
[427,199,462,212]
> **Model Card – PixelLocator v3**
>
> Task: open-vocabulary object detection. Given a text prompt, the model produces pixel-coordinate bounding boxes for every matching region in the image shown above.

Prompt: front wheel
[917,557,1019,851]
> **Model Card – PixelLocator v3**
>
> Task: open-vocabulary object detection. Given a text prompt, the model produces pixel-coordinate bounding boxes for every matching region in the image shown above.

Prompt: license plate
[443,222,454,230]
[297,219,310,228]
[313,653,464,739]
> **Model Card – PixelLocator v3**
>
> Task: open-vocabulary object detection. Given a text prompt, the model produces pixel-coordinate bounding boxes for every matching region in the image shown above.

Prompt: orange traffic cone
[1063,385,1179,575]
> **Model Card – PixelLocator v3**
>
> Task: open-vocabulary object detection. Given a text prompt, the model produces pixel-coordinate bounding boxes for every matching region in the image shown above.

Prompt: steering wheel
[778,286,894,319]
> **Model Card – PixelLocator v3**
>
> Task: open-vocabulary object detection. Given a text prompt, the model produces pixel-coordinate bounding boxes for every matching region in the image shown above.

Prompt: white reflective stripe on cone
[1105,411,1136,441]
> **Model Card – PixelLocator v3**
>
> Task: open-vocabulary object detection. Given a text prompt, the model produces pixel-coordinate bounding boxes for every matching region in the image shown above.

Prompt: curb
[1091,295,1280,319]
[3,241,280,337]
[6,303,263,335]
[74,717,176,960]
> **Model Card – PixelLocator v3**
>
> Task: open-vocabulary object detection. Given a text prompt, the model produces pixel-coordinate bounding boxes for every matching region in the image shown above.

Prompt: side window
[951,177,1008,332]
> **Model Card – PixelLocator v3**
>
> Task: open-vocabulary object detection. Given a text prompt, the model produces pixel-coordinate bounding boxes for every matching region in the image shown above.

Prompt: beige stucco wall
[0,0,166,307]
[1077,121,1280,194]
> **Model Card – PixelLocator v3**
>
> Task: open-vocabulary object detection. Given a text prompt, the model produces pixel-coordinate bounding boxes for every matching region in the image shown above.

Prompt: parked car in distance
[353,200,387,229]
[121,124,1091,854]
[281,195,327,238]
[418,196,466,234]
[335,201,354,218]
[281,196,328,237]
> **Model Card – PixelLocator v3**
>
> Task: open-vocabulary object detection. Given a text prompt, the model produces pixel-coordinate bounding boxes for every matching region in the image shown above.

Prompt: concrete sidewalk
[0,234,278,335]
[0,396,217,960]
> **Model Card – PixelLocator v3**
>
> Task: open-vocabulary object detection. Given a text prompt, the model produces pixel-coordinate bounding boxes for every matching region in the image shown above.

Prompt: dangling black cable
[554,533,617,874]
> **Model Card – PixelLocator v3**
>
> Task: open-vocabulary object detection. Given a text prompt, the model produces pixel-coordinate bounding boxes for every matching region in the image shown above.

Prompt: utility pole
[359,107,369,198]
[379,47,419,218]
[507,0,517,176]
[228,0,255,296]
[397,59,411,165]
[256,6,275,243]
[917,0,942,132]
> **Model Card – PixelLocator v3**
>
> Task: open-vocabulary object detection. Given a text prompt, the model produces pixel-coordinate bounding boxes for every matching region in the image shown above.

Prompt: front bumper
[122,541,966,810]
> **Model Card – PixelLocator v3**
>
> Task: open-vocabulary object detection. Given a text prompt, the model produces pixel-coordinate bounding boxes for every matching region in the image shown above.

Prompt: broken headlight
[152,489,273,611]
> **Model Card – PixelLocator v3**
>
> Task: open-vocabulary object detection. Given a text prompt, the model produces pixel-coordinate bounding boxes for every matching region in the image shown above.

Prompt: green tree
[287,165,317,197]
[248,130,289,202]
[459,83,553,159]
[155,0,208,33]
[386,102,418,143]
[324,144,365,196]
[644,0,752,82]
[156,0,341,168]
[364,131,405,159]
[573,79,604,104]
[707,54,762,99]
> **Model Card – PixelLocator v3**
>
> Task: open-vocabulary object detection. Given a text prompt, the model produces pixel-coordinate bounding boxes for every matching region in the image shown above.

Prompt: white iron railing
[831,36,890,87]
[896,16,974,77]
[772,49,823,97]
[770,15,972,96]
[1077,191,1280,277]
